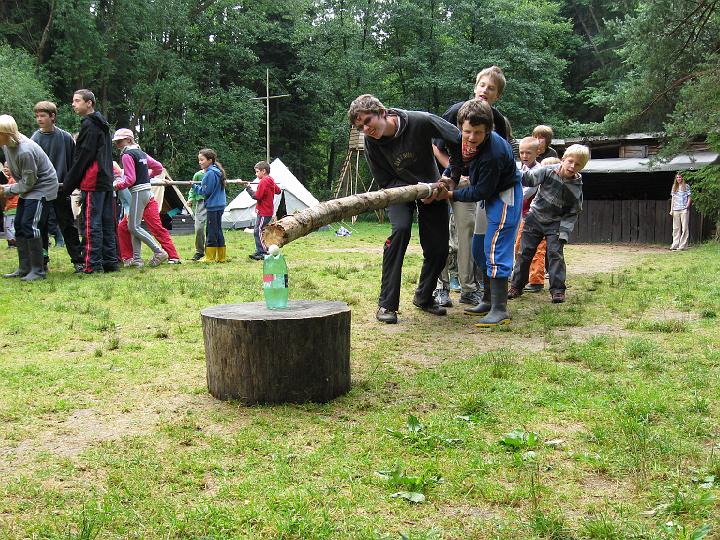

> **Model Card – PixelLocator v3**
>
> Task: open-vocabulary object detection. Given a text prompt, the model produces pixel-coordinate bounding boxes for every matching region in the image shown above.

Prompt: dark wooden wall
[571,201,707,244]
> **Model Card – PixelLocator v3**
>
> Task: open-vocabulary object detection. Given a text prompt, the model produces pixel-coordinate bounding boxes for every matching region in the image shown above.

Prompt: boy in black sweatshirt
[348,94,462,324]
[65,89,119,274]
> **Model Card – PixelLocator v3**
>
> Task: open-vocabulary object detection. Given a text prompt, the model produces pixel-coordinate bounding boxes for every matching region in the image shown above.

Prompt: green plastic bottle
[263,244,289,309]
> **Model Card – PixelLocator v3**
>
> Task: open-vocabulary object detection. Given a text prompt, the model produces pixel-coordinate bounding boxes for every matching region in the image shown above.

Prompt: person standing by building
[31,100,84,272]
[670,172,692,250]
[64,89,119,274]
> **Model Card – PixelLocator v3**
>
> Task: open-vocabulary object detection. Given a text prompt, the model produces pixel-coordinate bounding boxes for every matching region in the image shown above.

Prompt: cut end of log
[262,223,288,248]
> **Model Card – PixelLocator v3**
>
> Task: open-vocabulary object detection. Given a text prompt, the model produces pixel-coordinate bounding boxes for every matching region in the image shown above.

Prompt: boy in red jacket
[246,160,280,260]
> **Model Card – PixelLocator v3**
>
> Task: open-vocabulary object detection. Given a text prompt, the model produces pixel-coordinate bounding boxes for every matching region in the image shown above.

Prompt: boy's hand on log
[434,183,451,200]
[439,176,456,191]
[420,183,441,204]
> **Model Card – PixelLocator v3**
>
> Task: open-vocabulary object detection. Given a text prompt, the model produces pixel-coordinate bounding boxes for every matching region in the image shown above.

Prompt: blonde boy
[508,144,590,303]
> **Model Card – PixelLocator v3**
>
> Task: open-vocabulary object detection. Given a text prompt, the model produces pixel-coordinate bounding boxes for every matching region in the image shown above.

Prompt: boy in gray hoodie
[0,114,59,281]
[508,144,590,303]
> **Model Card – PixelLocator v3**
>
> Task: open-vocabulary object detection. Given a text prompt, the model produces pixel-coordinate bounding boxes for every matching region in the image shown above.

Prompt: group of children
[0,90,282,280]
[350,64,591,327]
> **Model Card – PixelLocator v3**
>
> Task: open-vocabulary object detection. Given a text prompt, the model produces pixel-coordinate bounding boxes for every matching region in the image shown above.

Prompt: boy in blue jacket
[435,99,522,327]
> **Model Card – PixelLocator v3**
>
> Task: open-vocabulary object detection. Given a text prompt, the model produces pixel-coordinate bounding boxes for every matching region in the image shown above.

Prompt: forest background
[1,0,718,201]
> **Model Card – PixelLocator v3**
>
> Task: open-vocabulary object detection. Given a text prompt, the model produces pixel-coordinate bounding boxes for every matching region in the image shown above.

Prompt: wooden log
[201,300,351,404]
[263,183,436,247]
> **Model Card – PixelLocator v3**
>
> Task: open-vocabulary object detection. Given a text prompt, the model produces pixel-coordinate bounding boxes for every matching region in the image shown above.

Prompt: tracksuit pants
[15,198,50,240]
[253,215,273,255]
[379,198,449,311]
[514,218,546,285]
[483,183,522,279]
[81,190,118,272]
[511,213,567,293]
[118,197,180,261]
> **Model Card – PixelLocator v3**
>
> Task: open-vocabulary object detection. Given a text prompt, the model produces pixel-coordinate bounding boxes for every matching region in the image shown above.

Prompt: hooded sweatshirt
[363,109,462,188]
[522,165,583,242]
[65,111,114,193]
[31,126,75,188]
[2,136,59,201]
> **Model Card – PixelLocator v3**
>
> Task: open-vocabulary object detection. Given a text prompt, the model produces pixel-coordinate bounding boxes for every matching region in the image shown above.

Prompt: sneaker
[122,259,133,268]
[249,253,265,261]
[191,253,204,261]
[433,288,453,307]
[148,250,168,267]
[449,275,461,292]
[74,263,85,273]
[507,287,523,300]
[168,258,182,264]
[128,260,144,268]
[412,299,447,316]
[376,307,398,324]
[551,291,566,303]
[103,263,121,273]
[459,291,483,305]
[524,283,544,293]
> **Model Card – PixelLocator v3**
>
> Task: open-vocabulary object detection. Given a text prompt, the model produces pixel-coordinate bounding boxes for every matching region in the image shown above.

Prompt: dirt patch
[554,324,633,342]
[565,244,665,275]
[0,392,221,473]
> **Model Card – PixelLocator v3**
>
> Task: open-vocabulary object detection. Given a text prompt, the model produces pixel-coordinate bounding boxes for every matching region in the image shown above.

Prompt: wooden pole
[262,183,437,247]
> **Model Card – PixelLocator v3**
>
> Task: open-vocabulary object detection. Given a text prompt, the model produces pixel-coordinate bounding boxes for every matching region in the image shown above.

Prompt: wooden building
[550,134,717,244]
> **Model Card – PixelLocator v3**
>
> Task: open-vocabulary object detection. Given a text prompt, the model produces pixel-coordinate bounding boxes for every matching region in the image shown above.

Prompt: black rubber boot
[3,238,30,278]
[464,273,491,315]
[21,237,47,281]
[475,277,511,327]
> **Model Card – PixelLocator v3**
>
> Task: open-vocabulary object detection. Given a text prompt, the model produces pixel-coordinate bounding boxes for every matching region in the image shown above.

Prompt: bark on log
[263,183,435,247]
[201,300,351,404]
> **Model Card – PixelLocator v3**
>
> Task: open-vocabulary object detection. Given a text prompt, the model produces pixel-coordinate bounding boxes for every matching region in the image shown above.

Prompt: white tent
[222,158,319,229]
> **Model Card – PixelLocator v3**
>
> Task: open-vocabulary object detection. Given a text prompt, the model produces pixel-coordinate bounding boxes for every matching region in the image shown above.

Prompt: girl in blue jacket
[194,148,227,262]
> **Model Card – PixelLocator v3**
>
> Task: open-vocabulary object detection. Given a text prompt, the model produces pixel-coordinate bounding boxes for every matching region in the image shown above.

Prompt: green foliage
[683,135,720,236]
[376,464,443,504]
[385,415,462,450]
[0,43,51,134]
[499,429,541,451]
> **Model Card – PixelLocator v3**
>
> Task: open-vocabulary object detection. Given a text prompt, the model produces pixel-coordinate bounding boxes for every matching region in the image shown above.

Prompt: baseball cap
[112,128,135,142]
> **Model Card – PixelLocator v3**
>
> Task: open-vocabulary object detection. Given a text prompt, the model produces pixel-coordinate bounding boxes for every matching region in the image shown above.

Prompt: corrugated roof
[582,152,719,174]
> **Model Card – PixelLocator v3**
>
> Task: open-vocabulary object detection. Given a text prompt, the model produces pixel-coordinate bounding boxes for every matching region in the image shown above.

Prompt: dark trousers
[379,198,449,311]
[81,190,118,272]
[206,209,225,247]
[254,215,272,254]
[511,213,566,293]
[15,198,50,240]
[41,192,83,265]
[54,192,83,264]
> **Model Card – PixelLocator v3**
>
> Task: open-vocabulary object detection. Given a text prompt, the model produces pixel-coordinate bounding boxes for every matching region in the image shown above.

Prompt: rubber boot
[464,273,491,315]
[4,237,30,278]
[216,246,226,262]
[475,277,511,327]
[200,246,217,262]
[21,237,47,281]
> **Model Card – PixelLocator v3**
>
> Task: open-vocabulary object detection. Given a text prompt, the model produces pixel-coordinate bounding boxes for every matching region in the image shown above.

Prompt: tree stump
[201,300,351,404]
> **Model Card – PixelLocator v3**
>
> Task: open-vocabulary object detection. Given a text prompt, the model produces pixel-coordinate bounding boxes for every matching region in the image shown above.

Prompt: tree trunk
[201,301,351,404]
[262,183,437,247]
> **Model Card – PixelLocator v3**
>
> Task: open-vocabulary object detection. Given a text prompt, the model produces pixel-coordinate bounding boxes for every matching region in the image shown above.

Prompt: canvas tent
[222,158,319,229]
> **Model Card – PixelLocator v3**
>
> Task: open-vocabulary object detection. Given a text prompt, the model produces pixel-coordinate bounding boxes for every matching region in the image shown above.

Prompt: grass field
[0,223,718,539]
